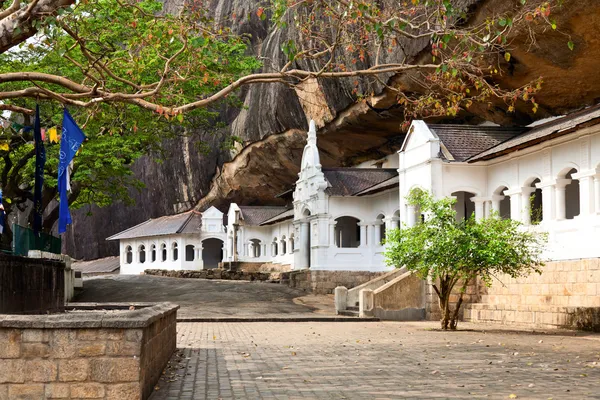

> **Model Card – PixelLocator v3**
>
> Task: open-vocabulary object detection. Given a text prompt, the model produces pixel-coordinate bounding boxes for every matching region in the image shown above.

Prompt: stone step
[337,310,360,317]
[464,303,600,331]
[347,306,359,311]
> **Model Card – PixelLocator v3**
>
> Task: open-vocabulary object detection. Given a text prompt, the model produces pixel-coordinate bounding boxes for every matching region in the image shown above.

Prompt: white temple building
[109,105,600,274]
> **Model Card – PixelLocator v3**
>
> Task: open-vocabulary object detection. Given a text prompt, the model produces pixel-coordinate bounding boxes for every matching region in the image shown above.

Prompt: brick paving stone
[149,321,600,400]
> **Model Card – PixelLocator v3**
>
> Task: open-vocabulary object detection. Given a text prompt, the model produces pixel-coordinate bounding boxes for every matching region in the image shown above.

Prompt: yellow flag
[48,127,58,143]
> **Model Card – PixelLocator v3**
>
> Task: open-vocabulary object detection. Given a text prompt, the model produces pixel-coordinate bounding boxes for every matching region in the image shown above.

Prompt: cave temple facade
[108,105,600,274]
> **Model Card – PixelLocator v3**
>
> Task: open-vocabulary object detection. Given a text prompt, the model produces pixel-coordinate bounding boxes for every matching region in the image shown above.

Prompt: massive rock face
[65,0,600,259]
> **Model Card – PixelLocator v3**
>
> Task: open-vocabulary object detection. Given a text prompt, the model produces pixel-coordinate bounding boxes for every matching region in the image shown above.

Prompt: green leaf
[176,113,184,123]
[504,52,511,62]
[568,41,575,51]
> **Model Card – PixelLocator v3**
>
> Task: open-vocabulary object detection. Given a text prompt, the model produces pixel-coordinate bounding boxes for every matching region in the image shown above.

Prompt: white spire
[308,120,317,144]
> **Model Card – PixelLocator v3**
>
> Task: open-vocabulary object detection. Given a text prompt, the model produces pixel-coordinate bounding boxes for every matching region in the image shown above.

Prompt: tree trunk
[0,0,76,54]
[449,281,470,330]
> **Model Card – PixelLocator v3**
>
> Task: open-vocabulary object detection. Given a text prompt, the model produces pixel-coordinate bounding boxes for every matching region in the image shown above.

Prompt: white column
[505,188,522,223]
[471,197,485,222]
[595,175,600,215]
[248,242,254,258]
[298,221,310,269]
[373,221,382,246]
[484,200,492,219]
[359,224,368,247]
[572,170,598,217]
[536,181,554,223]
[329,222,337,247]
[406,205,417,227]
[554,179,571,221]
[390,218,399,230]
[579,176,594,216]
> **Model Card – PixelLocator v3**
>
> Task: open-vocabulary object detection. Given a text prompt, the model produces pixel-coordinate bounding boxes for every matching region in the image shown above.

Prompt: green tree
[0,0,258,241]
[384,188,547,330]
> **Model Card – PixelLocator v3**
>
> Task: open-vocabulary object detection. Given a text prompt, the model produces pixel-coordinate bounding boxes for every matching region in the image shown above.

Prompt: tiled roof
[468,104,600,162]
[323,168,399,196]
[260,209,295,226]
[239,206,290,226]
[72,256,120,275]
[429,125,526,162]
[354,175,399,196]
[106,211,203,241]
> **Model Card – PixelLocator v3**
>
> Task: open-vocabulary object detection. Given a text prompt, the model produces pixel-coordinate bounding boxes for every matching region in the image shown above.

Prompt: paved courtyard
[75,275,335,319]
[150,321,600,400]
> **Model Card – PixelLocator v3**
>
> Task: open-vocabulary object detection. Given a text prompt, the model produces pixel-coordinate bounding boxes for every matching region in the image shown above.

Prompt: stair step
[347,306,359,311]
[338,310,360,317]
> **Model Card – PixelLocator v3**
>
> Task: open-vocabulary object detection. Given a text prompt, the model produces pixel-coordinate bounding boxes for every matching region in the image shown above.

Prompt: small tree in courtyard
[384,188,547,330]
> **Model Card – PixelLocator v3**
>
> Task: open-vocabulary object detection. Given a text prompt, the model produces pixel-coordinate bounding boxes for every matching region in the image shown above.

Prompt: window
[250,239,262,258]
[125,246,132,264]
[281,236,287,255]
[172,242,178,261]
[151,244,156,262]
[138,245,146,264]
[334,216,361,248]
[564,168,580,220]
[272,239,278,256]
[161,243,167,262]
[185,245,195,262]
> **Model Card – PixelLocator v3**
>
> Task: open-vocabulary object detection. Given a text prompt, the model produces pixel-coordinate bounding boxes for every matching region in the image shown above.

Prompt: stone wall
[373,272,426,321]
[0,253,64,314]
[464,258,600,330]
[145,268,271,281]
[425,277,485,321]
[287,270,388,295]
[0,302,178,400]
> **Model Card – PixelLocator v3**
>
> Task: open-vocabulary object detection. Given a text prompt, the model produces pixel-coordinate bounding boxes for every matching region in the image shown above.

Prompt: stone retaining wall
[286,270,388,294]
[145,268,271,281]
[464,258,600,330]
[0,253,65,314]
[0,302,178,399]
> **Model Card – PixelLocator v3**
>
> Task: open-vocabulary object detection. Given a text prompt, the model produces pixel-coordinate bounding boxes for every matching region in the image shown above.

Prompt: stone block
[124,329,143,342]
[49,330,77,359]
[25,360,57,382]
[78,342,106,357]
[59,359,90,382]
[45,383,70,399]
[0,384,6,400]
[105,383,141,400]
[0,329,21,358]
[77,329,98,341]
[90,358,140,382]
[21,343,50,359]
[0,360,25,383]
[106,340,141,356]
[22,329,49,343]
[97,329,124,341]
[7,384,44,399]
[70,383,105,399]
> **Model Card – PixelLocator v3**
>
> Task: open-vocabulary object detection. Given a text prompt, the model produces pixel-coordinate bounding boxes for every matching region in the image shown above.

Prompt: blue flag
[33,105,46,235]
[58,109,86,234]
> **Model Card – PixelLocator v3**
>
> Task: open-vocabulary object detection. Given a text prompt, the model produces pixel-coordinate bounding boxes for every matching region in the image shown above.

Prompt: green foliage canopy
[384,188,547,329]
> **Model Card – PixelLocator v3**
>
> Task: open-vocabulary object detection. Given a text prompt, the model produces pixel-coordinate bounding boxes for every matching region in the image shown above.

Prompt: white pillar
[579,176,594,216]
[472,197,485,222]
[373,222,382,246]
[406,205,417,227]
[359,224,368,247]
[335,286,348,313]
[595,175,600,215]
[536,181,554,223]
[329,222,337,247]
[390,218,399,230]
[572,170,598,217]
[298,221,310,269]
[554,179,571,221]
[505,188,522,223]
